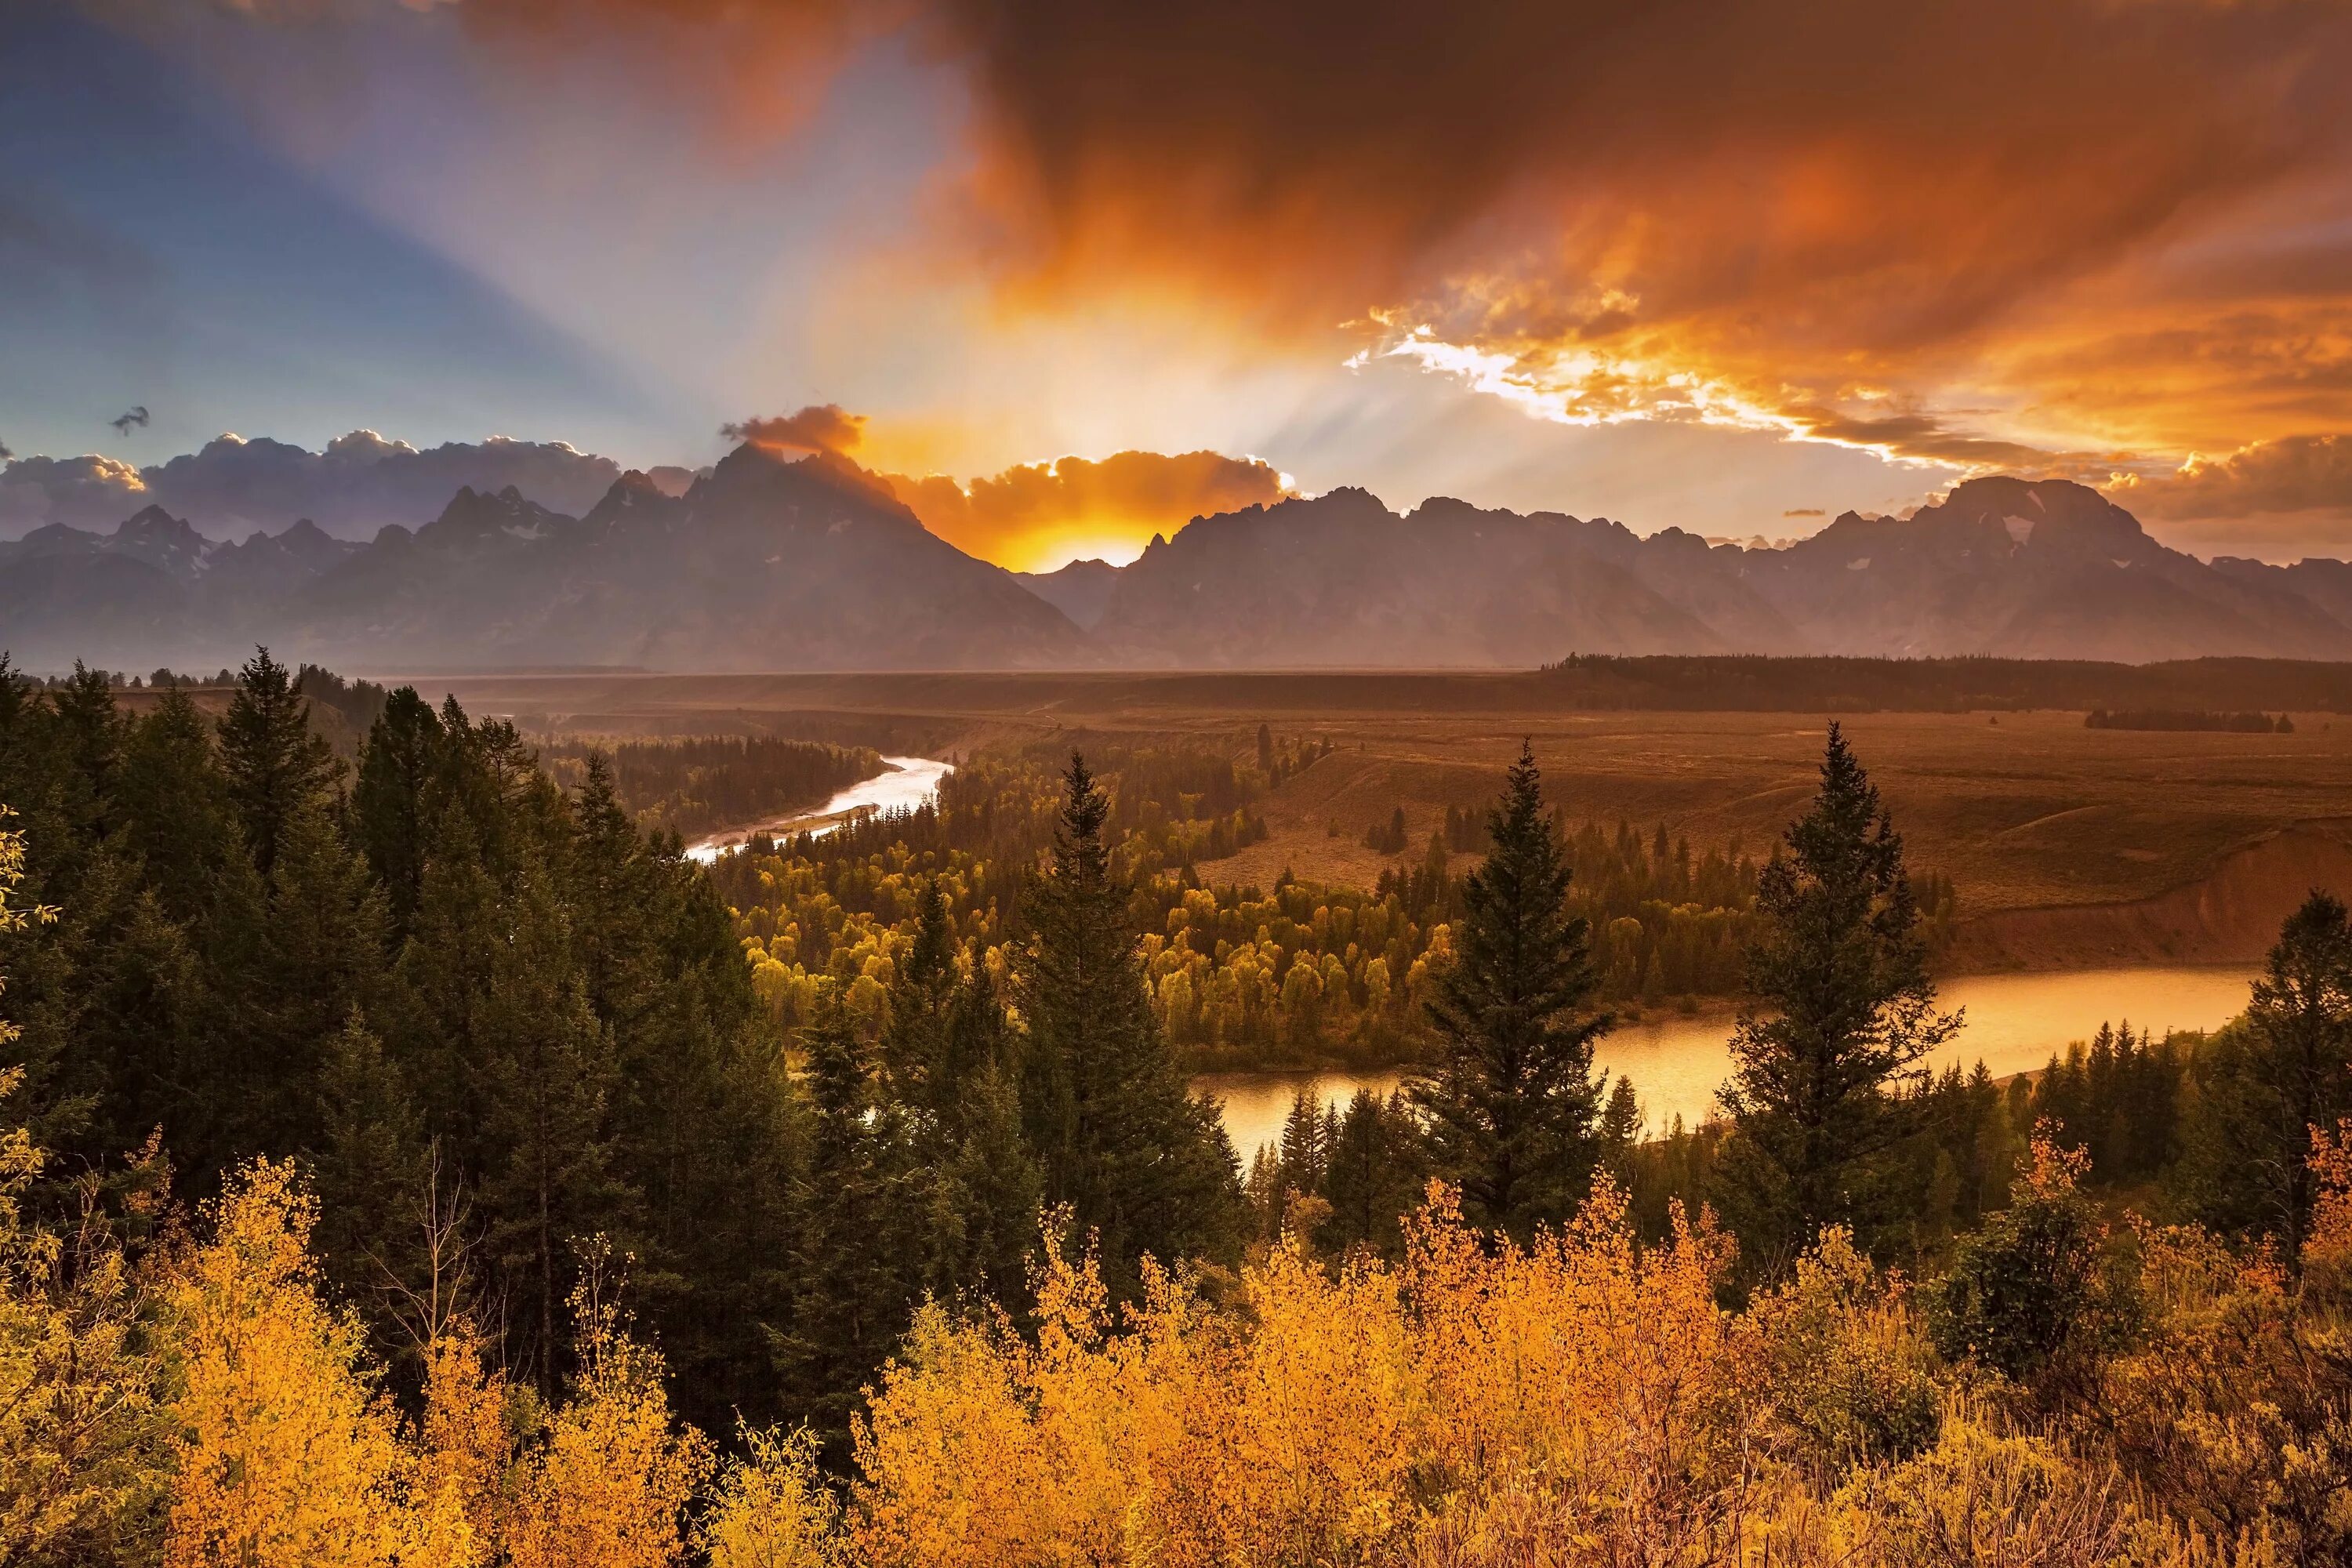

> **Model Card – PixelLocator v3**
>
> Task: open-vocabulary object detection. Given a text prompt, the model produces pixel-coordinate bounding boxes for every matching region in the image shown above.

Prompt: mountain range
[7,453,2352,672]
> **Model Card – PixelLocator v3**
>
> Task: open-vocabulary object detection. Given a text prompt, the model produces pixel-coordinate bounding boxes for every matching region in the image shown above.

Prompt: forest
[536,735,883,842]
[706,735,1955,1069]
[2085,709,2296,733]
[2,652,2349,1565]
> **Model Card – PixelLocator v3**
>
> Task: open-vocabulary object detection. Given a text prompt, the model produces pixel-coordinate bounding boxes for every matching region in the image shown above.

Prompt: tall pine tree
[1717,723,1956,1267]
[776,996,933,1461]
[351,688,445,934]
[1410,741,1612,1241]
[1018,753,1241,1297]
[216,648,339,879]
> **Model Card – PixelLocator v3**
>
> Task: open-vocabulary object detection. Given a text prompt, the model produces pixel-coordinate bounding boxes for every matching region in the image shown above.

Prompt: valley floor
[412,671,2352,971]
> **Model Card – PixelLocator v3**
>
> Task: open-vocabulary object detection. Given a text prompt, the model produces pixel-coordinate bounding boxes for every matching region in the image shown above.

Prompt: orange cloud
[2122,437,2352,523]
[942,0,2352,508]
[721,405,867,454]
[252,2,2352,531]
[882,448,1291,570]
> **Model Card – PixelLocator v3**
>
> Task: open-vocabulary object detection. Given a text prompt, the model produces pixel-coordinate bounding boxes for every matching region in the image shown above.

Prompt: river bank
[684,755,954,862]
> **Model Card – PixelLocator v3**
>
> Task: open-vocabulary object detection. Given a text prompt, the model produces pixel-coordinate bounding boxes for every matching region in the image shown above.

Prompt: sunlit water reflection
[684,755,953,863]
[1199,964,2263,1162]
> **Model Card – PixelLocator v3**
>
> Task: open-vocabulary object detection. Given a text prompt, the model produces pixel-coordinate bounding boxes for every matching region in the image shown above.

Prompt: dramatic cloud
[931,2,2352,470]
[0,431,624,540]
[2122,437,2352,524]
[883,448,1292,569]
[436,0,2352,517]
[38,0,2352,555]
[0,453,147,532]
[720,405,866,454]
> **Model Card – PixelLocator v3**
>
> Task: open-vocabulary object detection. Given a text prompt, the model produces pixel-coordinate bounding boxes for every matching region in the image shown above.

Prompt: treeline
[537,735,882,840]
[20,660,390,739]
[1630,991,2352,1269]
[1540,652,2352,712]
[2086,707,2295,731]
[0,653,799,1427]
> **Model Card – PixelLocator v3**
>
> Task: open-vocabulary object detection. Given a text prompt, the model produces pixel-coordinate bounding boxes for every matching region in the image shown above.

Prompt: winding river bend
[1202,962,2265,1162]
[684,755,954,862]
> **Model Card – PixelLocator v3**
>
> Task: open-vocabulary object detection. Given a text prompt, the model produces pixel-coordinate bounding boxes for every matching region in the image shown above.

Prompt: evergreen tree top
[1051,752,1112,891]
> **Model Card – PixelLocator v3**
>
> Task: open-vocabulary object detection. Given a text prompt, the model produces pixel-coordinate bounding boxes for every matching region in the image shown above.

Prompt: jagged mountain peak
[417,484,573,550]
[13,467,2352,672]
[107,506,212,576]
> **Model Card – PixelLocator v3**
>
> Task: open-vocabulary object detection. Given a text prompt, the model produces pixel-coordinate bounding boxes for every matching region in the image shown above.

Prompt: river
[1200,963,2264,1163]
[684,755,954,862]
[679,773,2264,1161]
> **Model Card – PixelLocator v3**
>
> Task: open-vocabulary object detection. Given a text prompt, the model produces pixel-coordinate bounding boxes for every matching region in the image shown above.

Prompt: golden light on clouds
[718,403,1294,568]
[883,448,1293,572]
[183,0,2352,551]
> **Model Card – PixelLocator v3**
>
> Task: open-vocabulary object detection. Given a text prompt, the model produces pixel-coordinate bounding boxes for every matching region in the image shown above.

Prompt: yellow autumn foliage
[505,1282,714,1568]
[157,1169,713,1568]
[419,1323,518,1548]
[795,1180,1761,1566]
[0,1072,172,1563]
[160,1159,475,1568]
[704,1425,844,1568]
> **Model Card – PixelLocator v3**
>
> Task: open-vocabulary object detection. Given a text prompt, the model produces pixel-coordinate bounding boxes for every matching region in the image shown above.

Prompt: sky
[5,0,2351,572]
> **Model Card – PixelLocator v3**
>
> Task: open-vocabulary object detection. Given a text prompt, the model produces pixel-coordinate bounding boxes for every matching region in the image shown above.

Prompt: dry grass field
[397,670,2352,969]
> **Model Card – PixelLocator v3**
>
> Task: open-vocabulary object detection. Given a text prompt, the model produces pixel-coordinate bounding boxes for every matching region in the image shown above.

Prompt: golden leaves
[162,1160,477,1568]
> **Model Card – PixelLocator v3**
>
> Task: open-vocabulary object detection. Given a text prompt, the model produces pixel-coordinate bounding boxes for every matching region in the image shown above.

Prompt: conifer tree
[471,866,626,1390]
[1017,753,1242,1297]
[216,648,339,879]
[250,801,393,1098]
[114,686,240,925]
[560,753,659,1029]
[46,666,122,849]
[351,688,445,932]
[307,1011,427,1319]
[1410,741,1611,1240]
[880,877,956,1111]
[1322,1089,1428,1258]
[937,1056,1041,1313]
[776,998,930,1457]
[2179,891,2352,1254]
[1718,723,1956,1266]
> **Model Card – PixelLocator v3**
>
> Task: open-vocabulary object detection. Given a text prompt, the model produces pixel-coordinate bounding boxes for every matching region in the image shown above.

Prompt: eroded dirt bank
[1945,823,2352,972]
